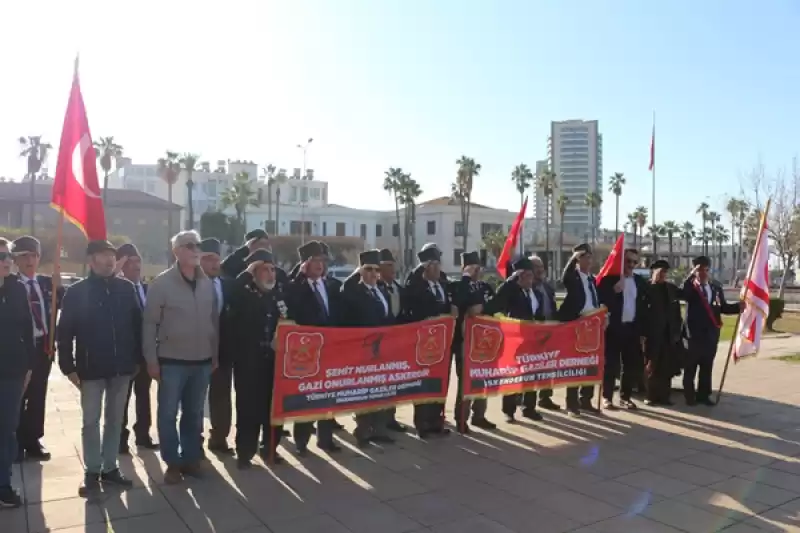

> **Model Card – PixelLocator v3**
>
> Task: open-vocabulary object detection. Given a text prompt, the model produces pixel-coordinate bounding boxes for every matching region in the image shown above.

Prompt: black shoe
[135,438,160,450]
[521,410,543,422]
[208,441,235,455]
[14,448,24,463]
[456,422,471,434]
[119,442,130,455]
[332,420,345,431]
[78,473,101,497]
[620,399,638,410]
[318,441,342,453]
[697,398,716,407]
[0,486,23,508]
[371,434,395,444]
[602,399,618,410]
[237,459,252,470]
[26,444,51,461]
[567,407,581,417]
[295,445,308,457]
[280,429,291,437]
[504,413,516,424]
[386,420,407,432]
[685,396,697,406]
[100,469,134,488]
[471,417,497,430]
[579,402,601,414]
[538,398,561,410]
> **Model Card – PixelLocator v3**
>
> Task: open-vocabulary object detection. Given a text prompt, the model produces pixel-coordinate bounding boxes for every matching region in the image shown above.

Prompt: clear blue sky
[1,0,798,229]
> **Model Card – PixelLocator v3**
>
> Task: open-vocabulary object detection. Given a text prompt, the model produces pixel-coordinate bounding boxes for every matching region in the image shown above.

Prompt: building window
[290,221,302,235]
[427,221,436,235]
[265,220,276,234]
[454,221,464,237]
[481,223,503,237]
[322,222,327,236]
[453,248,464,267]
[376,224,383,237]
[310,188,321,200]
[336,222,346,236]
[301,186,309,203]
[290,186,298,202]
[360,224,367,239]
[392,223,399,237]
[303,221,311,236]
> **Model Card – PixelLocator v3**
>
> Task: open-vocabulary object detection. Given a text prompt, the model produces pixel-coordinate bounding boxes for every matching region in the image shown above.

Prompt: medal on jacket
[277,299,288,319]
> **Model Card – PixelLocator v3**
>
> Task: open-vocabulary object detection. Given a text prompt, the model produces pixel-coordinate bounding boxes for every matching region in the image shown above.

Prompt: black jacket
[226,272,287,362]
[0,276,35,379]
[222,245,288,284]
[557,258,599,322]
[452,276,495,352]
[682,274,739,339]
[597,274,649,335]
[341,281,396,327]
[402,275,453,323]
[57,272,143,380]
[644,282,683,346]
[485,277,548,321]
[286,276,343,326]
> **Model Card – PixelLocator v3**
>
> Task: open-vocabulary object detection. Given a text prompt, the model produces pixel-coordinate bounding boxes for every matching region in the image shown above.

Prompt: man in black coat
[221,229,288,284]
[285,240,343,454]
[558,244,601,416]
[377,249,408,432]
[452,251,497,433]
[117,243,159,454]
[227,249,288,468]
[681,255,742,406]
[402,244,455,438]
[341,250,397,447]
[11,235,64,462]
[643,260,683,406]
[0,237,34,508]
[597,248,649,410]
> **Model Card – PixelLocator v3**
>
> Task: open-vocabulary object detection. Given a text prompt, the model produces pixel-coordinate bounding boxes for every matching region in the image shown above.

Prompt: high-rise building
[533,160,550,223]
[548,119,603,237]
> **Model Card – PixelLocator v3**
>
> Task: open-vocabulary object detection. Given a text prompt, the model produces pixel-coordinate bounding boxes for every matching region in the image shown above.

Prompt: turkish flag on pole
[595,234,625,286]
[648,122,655,172]
[496,197,528,279]
[51,57,107,241]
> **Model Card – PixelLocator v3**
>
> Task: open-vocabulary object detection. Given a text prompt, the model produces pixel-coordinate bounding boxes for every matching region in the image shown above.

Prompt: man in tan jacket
[143,230,218,484]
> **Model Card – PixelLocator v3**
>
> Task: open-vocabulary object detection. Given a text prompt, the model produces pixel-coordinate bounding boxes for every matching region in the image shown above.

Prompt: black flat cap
[298,241,325,261]
[86,240,116,256]
[245,229,268,241]
[199,238,221,256]
[417,246,441,263]
[245,249,274,265]
[379,249,395,263]
[692,255,710,267]
[512,257,533,271]
[116,243,140,260]
[320,242,331,257]
[572,243,592,254]
[650,259,670,270]
[461,251,480,267]
[11,236,40,255]
[359,249,381,266]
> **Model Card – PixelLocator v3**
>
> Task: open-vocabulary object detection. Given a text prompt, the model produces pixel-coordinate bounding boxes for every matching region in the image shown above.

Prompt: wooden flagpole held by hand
[715,198,770,404]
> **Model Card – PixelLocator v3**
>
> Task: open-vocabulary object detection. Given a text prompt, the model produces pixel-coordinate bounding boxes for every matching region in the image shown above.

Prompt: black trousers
[18,339,50,448]
[602,323,642,401]
[645,341,673,403]
[293,420,334,449]
[683,333,719,401]
[453,348,487,422]
[121,367,153,443]
[208,365,233,444]
[566,386,595,408]
[234,357,282,460]
[501,392,537,416]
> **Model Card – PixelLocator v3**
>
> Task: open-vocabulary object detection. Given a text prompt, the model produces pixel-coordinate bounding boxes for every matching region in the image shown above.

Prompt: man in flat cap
[227,249,288,467]
[116,243,159,454]
[681,255,742,406]
[221,229,288,285]
[58,240,141,495]
[451,251,497,432]
[285,240,343,455]
[377,248,408,432]
[558,243,600,416]
[11,235,64,462]
[642,260,683,406]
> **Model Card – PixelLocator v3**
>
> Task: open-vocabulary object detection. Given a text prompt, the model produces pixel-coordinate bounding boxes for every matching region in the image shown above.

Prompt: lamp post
[297,138,313,245]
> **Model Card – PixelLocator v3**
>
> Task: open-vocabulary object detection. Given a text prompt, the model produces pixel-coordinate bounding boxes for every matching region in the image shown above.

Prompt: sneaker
[78,473,101,497]
[164,466,183,485]
[100,469,134,488]
[0,486,23,508]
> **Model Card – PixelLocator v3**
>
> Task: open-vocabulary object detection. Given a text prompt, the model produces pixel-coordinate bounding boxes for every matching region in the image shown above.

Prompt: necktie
[313,281,329,317]
[28,280,45,333]
[433,283,444,303]
[525,289,536,315]
[135,284,144,309]
[370,287,386,316]
[588,277,598,308]
[212,279,220,312]
[701,284,709,303]
[537,287,550,318]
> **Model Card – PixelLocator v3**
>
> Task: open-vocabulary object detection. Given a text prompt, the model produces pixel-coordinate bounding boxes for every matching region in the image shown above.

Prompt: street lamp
[297,138,313,245]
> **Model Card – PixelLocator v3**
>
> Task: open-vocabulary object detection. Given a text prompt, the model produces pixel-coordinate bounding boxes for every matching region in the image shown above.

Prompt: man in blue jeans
[143,231,218,484]
[57,240,142,496]
[0,237,34,508]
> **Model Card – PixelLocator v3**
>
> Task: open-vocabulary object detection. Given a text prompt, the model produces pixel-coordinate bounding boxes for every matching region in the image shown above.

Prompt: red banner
[272,316,456,424]
[461,309,607,399]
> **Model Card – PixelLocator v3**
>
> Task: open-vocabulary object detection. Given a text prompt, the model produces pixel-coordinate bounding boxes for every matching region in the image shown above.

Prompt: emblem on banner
[283,332,325,379]
[415,322,448,366]
[574,314,602,353]
[468,324,503,363]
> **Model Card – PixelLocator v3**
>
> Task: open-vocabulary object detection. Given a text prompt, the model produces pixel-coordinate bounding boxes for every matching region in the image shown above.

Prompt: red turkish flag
[51,58,107,241]
[595,234,625,286]
[496,197,528,279]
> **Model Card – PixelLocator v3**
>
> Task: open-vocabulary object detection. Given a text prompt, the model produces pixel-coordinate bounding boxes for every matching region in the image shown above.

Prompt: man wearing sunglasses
[0,238,34,508]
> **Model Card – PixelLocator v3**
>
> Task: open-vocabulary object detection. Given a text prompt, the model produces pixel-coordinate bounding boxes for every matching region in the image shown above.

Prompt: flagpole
[651,111,656,227]
[715,198,770,404]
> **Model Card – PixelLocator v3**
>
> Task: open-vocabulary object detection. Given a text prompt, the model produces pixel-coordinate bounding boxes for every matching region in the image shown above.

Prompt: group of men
[0,230,743,509]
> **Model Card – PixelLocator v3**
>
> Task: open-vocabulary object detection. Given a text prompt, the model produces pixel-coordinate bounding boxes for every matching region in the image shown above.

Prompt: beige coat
[142,265,218,366]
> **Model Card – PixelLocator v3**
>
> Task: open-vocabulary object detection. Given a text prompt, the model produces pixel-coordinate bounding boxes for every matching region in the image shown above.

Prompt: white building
[548,119,603,235]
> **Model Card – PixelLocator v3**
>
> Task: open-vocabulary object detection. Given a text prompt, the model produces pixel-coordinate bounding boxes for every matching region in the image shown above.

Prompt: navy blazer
[682,274,739,339]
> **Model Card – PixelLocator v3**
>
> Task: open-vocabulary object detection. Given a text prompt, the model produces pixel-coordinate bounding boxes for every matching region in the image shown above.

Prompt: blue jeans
[80,375,132,474]
[157,363,212,467]
[0,377,25,488]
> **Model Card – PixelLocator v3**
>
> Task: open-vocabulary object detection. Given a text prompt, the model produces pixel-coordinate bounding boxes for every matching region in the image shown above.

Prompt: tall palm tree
[452,156,481,250]
[634,206,648,246]
[608,172,625,239]
[647,224,664,257]
[157,151,181,248]
[220,172,260,231]
[662,220,680,266]
[19,136,52,235]
[93,136,123,205]
[261,164,277,233]
[627,212,639,247]
[383,168,406,267]
[398,173,423,263]
[735,200,749,270]
[715,227,730,277]
[537,169,558,276]
[180,153,200,230]
[696,202,710,256]
[680,221,695,267]
[274,168,288,236]
[707,211,720,269]
[511,163,534,254]
[556,193,570,275]
[584,191,602,244]
[726,198,746,279]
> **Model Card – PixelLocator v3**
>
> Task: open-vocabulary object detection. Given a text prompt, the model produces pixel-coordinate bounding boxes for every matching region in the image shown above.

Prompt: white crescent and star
[71,133,101,199]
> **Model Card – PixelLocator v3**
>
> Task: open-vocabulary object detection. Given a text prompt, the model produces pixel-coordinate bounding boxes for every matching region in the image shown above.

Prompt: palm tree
[634,206,648,246]
[480,230,506,265]
[556,193,570,274]
[274,168,288,236]
[220,172,260,231]
[398,174,423,263]
[726,198,746,280]
[735,200,750,270]
[707,211,720,269]
[608,172,625,239]
[261,165,277,233]
[157,151,181,247]
[696,202,710,255]
[680,221,695,267]
[537,169,558,276]
[715,227,730,277]
[511,163,534,255]
[452,156,481,250]
[93,136,123,205]
[627,212,639,247]
[19,136,52,234]
[647,224,664,257]
[180,153,200,230]
[584,191,602,244]
[662,220,680,266]
[383,167,406,267]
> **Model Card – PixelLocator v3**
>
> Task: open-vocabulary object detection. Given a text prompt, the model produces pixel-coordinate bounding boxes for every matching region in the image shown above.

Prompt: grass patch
[774,354,800,363]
